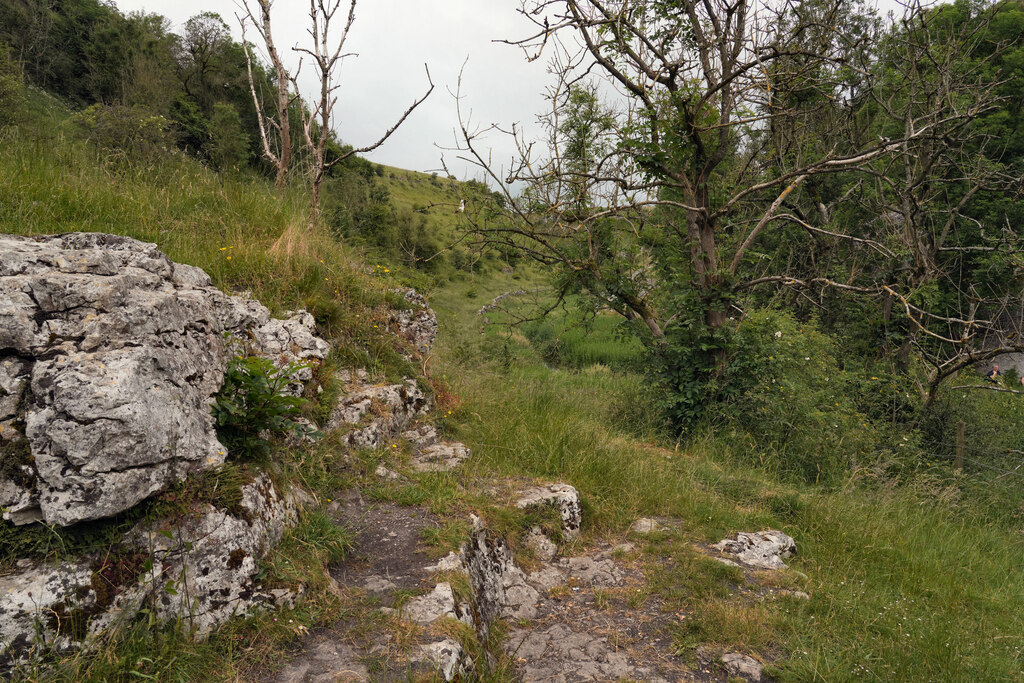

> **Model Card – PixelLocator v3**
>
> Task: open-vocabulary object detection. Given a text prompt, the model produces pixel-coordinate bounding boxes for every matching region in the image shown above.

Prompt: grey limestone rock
[524,526,558,562]
[560,555,624,587]
[0,233,328,526]
[374,464,404,481]
[722,652,764,681]
[273,640,370,682]
[629,517,667,535]
[326,374,430,449]
[515,483,582,540]
[128,473,297,636]
[416,638,473,682]
[506,623,640,682]
[411,441,471,472]
[401,582,470,626]
[425,551,465,574]
[400,423,439,449]
[387,288,438,357]
[464,516,541,639]
[713,530,797,569]
[0,473,295,668]
[0,559,155,664]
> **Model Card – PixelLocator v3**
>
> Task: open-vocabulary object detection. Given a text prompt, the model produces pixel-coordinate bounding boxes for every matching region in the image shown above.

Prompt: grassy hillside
[429,271,1024,681]
[4,86,1024,681]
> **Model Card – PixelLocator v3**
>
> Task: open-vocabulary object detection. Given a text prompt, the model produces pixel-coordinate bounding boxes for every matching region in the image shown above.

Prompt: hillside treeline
[0,0,499,273]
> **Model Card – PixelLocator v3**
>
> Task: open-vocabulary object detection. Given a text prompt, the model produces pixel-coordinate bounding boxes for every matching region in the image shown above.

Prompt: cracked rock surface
[0,474,296,669]
[386,288,437,358]
[326,371,430,449]
[0,233,328,527]
[713,530,797,570]
[515,483,582,540]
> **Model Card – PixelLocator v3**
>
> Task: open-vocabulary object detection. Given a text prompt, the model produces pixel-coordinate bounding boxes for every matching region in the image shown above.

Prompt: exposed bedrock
[0,233,329,526]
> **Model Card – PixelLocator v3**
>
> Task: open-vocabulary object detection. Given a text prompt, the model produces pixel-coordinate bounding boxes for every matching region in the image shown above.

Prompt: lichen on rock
[0,233,329,527]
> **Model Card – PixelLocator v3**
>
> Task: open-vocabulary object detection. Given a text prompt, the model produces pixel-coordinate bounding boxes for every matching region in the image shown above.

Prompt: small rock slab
[401,582,470,625]
[630,517,668,535]
[515,484,582,540]
[524,526,558,562]
[414,639,473,681]
[713,530,796,569]
[272,641,369,682]
[425,551,465,573]
[411,441,471,472]
[506,623,667,683]
[722,652,764,682]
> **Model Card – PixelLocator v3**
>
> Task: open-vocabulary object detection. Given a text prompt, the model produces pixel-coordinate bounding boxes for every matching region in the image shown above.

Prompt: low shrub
[0,42,24,128]
[212,356,319,459]
[667,309,878,485]
[68,103,173,169]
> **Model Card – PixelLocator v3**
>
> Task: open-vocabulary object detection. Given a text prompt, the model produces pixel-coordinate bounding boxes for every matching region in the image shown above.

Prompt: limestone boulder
[0,473,295,669]
[387,288,437,357]
[463,516,540,636]
[326,373,430,449]
[713,530,797,570]
[515,483,582,540]
[0,233,328,526]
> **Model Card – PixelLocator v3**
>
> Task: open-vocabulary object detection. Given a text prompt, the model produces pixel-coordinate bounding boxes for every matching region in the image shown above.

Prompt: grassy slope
[430,270,1024,681]
[0,93,423,681]
[3,90,1023,681]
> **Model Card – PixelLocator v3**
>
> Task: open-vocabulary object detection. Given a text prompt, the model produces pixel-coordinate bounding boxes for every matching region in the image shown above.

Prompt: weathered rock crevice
[0,234,331,670]
[0,233,328,527]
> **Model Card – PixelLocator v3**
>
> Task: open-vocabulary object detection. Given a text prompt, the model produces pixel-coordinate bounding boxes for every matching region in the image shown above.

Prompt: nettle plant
[212,356,320,459]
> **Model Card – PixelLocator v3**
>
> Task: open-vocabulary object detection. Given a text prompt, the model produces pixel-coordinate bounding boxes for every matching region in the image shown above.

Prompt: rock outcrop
[325,370,430,449]
[0,233,328,527]
[0,473,296,668]
[713,530,797,569]
[515,483,582,541]
[387,288,437,358]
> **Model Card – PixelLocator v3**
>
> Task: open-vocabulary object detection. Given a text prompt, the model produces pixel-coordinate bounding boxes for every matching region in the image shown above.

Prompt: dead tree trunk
[239,0,293,190]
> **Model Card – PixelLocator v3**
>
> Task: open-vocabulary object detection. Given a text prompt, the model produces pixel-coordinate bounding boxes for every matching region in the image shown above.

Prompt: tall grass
[432,268,1024,681]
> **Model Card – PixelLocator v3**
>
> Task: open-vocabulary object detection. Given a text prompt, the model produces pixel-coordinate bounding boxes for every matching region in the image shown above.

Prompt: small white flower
[805,357,810,361]
[775,331,783,338]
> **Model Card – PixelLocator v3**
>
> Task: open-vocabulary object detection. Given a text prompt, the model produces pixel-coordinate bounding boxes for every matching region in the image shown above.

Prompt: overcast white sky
[113,0,553,181]
[113,1,905,180]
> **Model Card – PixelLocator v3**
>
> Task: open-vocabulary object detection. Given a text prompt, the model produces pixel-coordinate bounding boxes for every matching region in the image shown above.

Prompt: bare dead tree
[238,0,295,189]
[289,0,434,224]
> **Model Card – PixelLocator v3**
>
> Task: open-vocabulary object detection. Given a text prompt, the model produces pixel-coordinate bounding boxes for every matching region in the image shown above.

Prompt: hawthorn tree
[452,0,1024,420]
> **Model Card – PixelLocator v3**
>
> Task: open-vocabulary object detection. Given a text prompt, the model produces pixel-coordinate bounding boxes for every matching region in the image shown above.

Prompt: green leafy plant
[68,103,173,169]
[212,356,319,459]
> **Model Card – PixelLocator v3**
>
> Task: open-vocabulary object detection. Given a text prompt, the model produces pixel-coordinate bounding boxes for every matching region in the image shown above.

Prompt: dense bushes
[655,309,907,485]
[69,103,173,168]
[707,311,876,483]
[0,43,23,128]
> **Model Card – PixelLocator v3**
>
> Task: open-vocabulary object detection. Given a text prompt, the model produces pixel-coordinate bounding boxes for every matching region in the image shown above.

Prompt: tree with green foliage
[456,0,1024,428]
[208,103,250,170]
[0,42,24,128]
